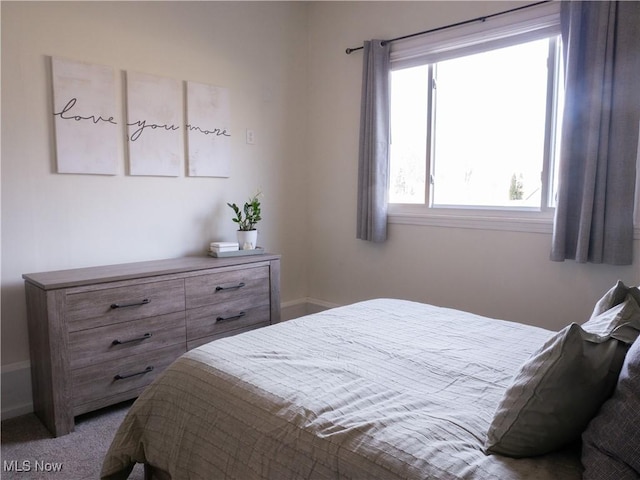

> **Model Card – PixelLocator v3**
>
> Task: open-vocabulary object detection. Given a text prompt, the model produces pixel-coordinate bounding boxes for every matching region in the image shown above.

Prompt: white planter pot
[237,230,258,250]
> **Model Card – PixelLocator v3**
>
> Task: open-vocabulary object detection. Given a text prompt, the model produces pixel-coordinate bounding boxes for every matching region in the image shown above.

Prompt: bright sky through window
[390,38,553,209]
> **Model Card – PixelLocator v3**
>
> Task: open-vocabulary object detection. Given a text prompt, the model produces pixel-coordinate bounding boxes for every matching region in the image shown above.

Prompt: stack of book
[209,242,239,257]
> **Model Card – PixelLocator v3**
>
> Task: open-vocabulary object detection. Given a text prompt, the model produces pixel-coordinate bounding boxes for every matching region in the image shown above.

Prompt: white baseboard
[1,361,33,420]
[1,298,338,421]
[281,299,309,321]
[281,297,339,320]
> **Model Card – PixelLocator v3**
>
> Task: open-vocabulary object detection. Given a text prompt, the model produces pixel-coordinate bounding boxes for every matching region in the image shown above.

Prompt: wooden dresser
[22,254,281,437]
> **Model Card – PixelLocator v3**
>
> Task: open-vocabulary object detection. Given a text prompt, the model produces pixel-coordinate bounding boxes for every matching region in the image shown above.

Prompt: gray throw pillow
[485,294,640,458]
[583,290,640,344]
[591,280,640,319]
[582,338,640,479]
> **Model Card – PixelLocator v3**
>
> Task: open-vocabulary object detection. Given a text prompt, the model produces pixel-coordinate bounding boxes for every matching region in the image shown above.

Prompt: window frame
[387,2,562,233]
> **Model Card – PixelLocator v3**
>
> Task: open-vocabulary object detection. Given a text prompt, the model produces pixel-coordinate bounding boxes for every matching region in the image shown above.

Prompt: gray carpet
[1,401,144,479]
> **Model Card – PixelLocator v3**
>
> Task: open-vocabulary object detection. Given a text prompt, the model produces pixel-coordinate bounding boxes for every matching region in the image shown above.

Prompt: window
[388,2,563,229]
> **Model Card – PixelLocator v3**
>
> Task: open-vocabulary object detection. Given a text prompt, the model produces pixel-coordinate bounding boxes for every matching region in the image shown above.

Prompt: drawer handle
[110,298,150,309]
[216,311,246,322]
[215,282,245,292]
[112,332,152,346]
[114,366,154,381]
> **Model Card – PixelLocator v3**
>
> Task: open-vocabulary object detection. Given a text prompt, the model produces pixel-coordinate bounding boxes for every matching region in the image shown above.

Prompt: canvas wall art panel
[126,71,184,176]
[51,57,119,175]
[186,81,231,177]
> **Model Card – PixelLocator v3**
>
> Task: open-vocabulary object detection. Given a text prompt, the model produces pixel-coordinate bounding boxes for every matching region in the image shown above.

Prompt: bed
[101,292,640,480]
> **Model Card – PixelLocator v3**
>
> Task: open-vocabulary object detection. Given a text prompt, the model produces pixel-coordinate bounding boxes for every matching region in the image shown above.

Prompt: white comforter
[101,299,583,479]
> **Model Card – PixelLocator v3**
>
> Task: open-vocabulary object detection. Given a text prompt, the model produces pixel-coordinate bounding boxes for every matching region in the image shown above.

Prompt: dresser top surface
[23,254,281,290]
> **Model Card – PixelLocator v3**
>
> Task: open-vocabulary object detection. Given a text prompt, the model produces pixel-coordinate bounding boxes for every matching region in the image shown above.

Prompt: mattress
[101,298,583,479]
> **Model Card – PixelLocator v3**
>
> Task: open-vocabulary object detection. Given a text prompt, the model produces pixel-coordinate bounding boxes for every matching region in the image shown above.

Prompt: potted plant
[227,191,262,250]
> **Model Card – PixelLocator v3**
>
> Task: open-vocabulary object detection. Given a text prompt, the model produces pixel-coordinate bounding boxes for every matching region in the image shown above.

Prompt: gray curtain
[357,40,391,243]
[551,1,640,265]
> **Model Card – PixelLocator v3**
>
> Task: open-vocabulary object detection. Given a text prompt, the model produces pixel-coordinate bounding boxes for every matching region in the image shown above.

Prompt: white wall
[1,2,309,371]
[305,1,640,331]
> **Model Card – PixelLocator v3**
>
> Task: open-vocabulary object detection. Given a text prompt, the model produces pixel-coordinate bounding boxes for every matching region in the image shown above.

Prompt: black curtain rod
[345,0,551,54]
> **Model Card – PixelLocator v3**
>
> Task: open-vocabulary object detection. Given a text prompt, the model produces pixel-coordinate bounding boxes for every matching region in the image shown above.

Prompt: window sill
[389,207,640,239]
[388,206,553,234]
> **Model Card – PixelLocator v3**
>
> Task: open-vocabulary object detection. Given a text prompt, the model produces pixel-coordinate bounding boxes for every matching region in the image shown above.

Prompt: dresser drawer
[72,344,184,413]
[186,303,270,343]
[68,311,186,370]
[185,266,269,309]
[66,279,185,331]
[187,321,270,350]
